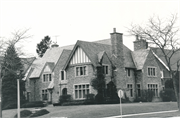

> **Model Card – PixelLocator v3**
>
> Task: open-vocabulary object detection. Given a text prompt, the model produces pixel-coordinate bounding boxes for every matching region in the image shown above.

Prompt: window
[103,65,108,75]
[136,84,141,97]
[74,84,90,99]
[42,89,48,100]
[127,68,131,77]
[49,74,51,81]
[147,67,156,77]
[127,84,133,97]
[61,71,64,80]
[148,84,158,97]
[76,66,87,76]
[43,74,52,82]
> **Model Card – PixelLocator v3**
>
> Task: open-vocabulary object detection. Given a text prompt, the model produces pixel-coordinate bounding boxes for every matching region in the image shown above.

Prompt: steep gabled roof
[97,51,105,63]
[29,58,46,78]
[151,47,180,71]
[29,45,74,78]
[21,57,36,74]
[63,40,135,69]
[42,45,74,64]
[131,49,150,70]
[94,39,135,68]
[56,49,72,70]
[63,40,112,69]
[46,62,55,71]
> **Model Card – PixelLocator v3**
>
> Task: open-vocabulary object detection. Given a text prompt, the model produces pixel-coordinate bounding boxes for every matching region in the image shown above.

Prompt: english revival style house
[24,28,180,103]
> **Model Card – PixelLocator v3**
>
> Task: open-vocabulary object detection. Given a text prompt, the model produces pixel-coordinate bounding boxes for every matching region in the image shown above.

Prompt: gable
[101,52,112,65]
[144,50,159,67]
[44,64,51,73]
[131,49,149,70]
[70,46,91,65]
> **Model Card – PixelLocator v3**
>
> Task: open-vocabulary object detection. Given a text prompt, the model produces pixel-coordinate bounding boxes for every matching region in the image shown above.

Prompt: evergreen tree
[36,36,51,57]
[91,66,106,103]
[2,44,25,109]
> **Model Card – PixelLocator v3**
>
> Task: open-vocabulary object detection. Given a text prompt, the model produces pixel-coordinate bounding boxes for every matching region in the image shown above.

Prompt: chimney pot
[113,28,116,33]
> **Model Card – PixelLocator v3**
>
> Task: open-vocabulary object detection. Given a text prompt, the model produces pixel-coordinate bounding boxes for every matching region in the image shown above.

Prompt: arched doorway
[62,88,67,95]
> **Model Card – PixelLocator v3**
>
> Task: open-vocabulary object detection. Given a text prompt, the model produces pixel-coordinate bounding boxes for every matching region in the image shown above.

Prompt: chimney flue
[113,28,116,33]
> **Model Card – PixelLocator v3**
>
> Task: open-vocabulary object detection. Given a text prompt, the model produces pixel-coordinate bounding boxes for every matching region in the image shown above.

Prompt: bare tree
[128,13,180,109]
[0,29,32,116]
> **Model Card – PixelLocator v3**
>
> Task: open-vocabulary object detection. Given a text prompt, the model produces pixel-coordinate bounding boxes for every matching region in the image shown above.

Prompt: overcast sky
[0,0,179,57]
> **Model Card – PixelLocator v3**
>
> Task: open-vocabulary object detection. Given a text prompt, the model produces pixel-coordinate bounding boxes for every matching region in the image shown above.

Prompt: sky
[0,0,179,57]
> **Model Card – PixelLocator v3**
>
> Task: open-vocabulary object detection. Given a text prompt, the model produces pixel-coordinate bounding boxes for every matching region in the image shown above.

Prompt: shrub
[85,94,95,104]
[21,101,46,108]
[14,110,32,118]
[121,92,130,103]
[53,102,61,106]
[141,89,154,102]
[61,100,86,106]
[160,88,176,102]
[95,93,105,104]
[30,109,49,117]
[2,102,17,110]
[133,89,155,102]
[59,94,71,104]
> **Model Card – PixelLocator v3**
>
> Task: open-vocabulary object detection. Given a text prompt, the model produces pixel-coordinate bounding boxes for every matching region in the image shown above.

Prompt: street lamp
[16,70,22,118]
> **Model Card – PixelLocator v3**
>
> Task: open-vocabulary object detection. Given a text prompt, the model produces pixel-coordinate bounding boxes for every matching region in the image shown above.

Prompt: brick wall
[142,51,163,96]
[66,63,96,99]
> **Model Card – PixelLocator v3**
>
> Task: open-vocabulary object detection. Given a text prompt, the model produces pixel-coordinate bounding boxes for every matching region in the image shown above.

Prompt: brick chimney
[133,35,148,51]
[110,28,126,90]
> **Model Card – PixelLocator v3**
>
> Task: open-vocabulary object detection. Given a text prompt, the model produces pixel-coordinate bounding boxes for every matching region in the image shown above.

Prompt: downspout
[34,80,36,101]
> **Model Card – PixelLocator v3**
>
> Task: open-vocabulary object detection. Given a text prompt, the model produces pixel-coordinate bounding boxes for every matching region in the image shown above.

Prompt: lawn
[2,102,180,118]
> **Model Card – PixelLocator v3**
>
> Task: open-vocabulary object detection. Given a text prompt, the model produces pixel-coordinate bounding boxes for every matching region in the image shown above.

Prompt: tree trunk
[172,73,179,109]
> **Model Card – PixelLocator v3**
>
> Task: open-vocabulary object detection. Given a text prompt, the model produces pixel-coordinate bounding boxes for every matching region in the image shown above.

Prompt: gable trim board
[151,50,170,71]
[63,41,98,70]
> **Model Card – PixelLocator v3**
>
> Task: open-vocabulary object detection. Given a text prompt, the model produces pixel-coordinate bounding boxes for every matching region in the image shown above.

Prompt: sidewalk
[104,110,180,118]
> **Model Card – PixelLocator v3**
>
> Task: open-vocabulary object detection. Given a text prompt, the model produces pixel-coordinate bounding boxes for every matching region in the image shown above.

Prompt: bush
[61,100,86,106]
[160,88,176,102]
[134,89,155,102]
[2,102,17,110]
[53,102,61,106]
[30,109,49,117]
[121,92,130,103]
[21,101,46,108]
[95,93,105,104]
[85,94,95,104]
[59,94,71,104]
[14,110,32,118]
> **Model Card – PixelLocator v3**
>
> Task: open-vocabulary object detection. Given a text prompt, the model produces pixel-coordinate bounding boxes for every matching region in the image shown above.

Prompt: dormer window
[43,74,52,82]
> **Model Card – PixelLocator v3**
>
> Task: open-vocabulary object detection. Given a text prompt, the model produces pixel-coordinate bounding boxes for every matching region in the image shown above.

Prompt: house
[24,28,180,103]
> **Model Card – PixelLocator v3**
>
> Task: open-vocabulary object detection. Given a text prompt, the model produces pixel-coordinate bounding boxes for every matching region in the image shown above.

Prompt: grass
[2,102,180,118]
